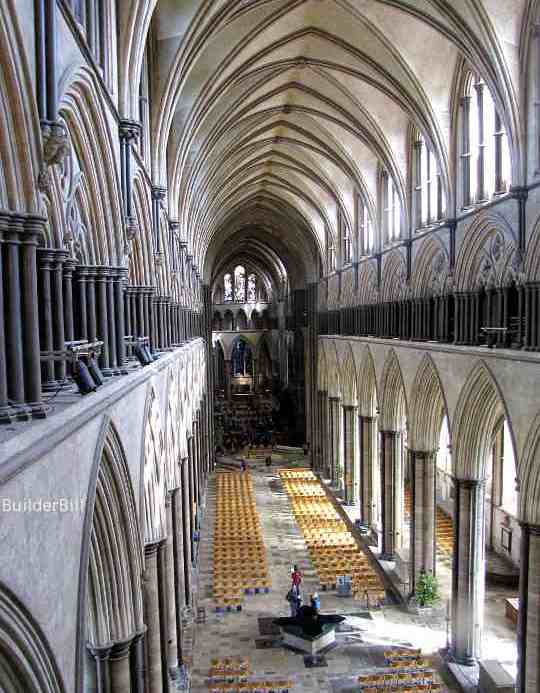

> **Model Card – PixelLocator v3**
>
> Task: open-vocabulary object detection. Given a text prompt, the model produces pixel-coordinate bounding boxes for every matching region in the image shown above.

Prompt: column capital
[409,449,437,460]
[87,642,113,660]
[109,633,136,660]
[151,185,167,201]
[380,429,401,438]
[359,414,377,423]
[119,118,142,141]
[455,478,485,490]
[342,404,358,412]
[329,395,341,403]
[144,538,166,558]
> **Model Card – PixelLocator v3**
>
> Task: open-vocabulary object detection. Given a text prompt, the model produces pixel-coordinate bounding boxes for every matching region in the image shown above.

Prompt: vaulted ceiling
[135,0,527,286]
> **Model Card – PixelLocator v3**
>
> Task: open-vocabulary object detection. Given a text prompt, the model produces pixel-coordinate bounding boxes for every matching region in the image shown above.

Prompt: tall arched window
[413,134,446,229]
[326,228,336,273]
[460,72,510,207]
[357,194,374,255]
[69,0,106,67]
[247,273,257,302]
[234,265,246,302]
[340,211,351,265]
[381,170,401,244]
[224,273,233,302]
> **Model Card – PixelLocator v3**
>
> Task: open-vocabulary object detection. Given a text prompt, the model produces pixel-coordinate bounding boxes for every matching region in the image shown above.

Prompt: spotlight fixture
[65,340,105,395]
[129,336,154,366]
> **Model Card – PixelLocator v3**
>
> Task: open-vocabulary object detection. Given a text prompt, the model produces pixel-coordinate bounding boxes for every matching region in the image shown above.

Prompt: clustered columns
[409,450,437,590]
[316,391,329,473]
[87,630,146,692]
[342,405,359,505]
[379,430,404,561]
[73,265,128,375]
[36,247,69,391]
[0,213,47,422]
[451,479,486,665]
[517,523,540,693]
[358,415,378,528]
[328,396,342,486]
[143,540,165,691]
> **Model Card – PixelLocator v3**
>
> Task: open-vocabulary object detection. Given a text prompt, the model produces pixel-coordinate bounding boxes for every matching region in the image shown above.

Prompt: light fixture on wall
[66,340,104,395]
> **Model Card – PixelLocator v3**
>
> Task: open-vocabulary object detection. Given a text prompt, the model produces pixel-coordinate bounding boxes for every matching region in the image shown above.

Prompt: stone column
[86,267,98,343]
[51,250,68,383]
[343,405,359,505]
[109,636,133,693]
[451,479,486,665]
[106,268,118,373]
[87,643,111,693]
[359,416,377,527]
[321,391,330,477]
[517,523,540,693]
[164,494,179,675]
[156,541,170,693]
[380,430,403,560]
[96,268,111,375]
[131,629,146,693]
[171,487,185,663]
[37,249,57,390]
[329,396,341,485]
[144,541,164,693]
[180,461,193,606]
[224,359,232,400]
[114,268,128,372]
[409,450,437,591]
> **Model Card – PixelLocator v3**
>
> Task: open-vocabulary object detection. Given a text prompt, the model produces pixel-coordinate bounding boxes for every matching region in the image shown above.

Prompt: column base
[42,380,61,392]
[451,652,478,667]
[0,405,17,423]
[27,401,50,419]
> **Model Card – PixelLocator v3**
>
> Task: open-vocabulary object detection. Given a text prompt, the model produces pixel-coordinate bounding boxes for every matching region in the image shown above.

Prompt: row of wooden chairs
[208,681,293,692]
[279,468,386,597]
[213,472,270,607]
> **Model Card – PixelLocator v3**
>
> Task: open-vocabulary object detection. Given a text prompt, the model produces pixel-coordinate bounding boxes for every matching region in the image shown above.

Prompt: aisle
[189,458,458,693]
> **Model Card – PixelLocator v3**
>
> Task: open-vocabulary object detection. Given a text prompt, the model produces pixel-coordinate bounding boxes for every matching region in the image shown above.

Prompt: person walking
[291,564,302,595]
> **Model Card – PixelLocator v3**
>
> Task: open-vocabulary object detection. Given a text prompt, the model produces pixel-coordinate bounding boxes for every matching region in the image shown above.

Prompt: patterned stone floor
[187,458,514,692]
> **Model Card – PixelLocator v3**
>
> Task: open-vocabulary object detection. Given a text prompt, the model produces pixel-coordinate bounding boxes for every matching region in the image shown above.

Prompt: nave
[185,454,513,693]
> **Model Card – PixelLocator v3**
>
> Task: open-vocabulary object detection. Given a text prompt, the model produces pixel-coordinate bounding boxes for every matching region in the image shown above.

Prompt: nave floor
[188,458,462,693]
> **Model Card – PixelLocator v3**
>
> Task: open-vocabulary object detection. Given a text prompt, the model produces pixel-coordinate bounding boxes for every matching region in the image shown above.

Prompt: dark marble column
[409,450,437,591]
[106,269,118,373]
[37,249,57,390]
[21,216,47,417]
[380,430,404,560]
[131,629,146,693]
[451,478,486,665]
[96,267,111,374]
[51,250,68,383]
[114,268,128,372]
[75,266,89,340]
[517,523,540,693]
[86,267,98,343]
[329,396,341,486]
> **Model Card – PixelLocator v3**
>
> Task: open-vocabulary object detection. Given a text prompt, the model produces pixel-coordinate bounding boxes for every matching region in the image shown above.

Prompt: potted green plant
[414,570,440,610]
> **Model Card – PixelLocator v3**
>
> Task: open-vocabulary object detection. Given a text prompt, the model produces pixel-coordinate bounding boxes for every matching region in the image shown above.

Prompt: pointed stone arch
[379,350,407,432]
[411,235,451,297]
[141,387,167,544]
[0,2,41,213]
[452,361,515,479]
[0,581,65,693]
[356,345,378,417]
[76,421,145,692]
[380,250,407,303]
[339,344,357,406]
[517,411,540,525]
[454,211,518,291]
[408,354,450,452]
